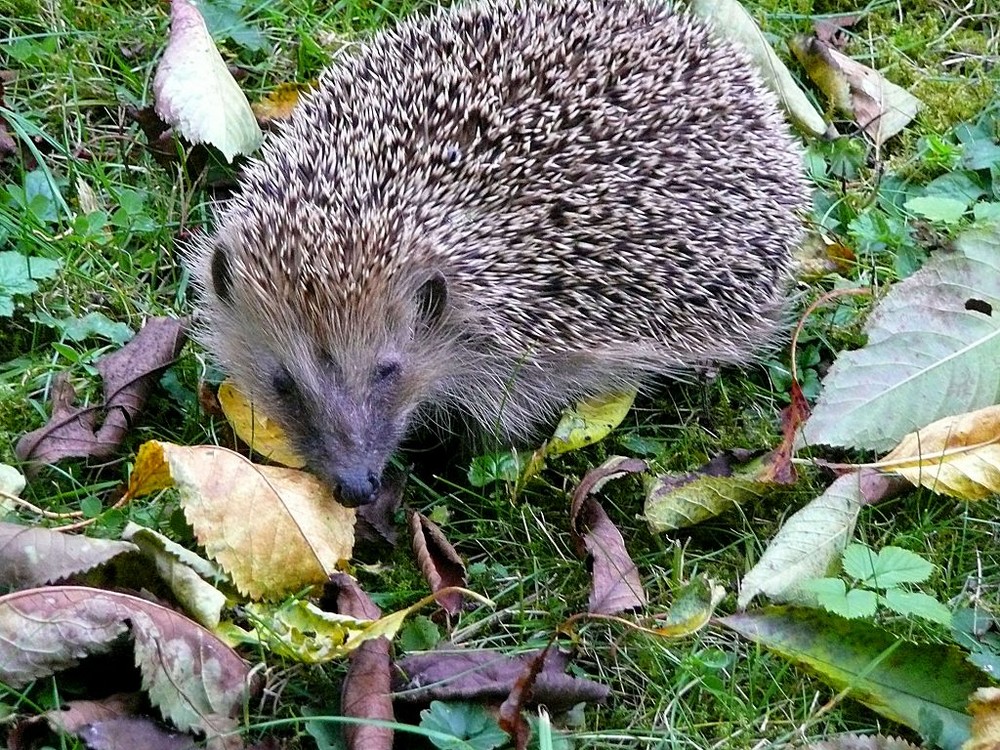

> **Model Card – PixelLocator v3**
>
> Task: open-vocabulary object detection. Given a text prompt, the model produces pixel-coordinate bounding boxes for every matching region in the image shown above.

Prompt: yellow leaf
[217,380,306,468]
[547,390,636,456]
[882,405,1000,500]
[251,82,313,125]
[966,688,1000,750]
[128,441,355,599]
[128,441,175,498]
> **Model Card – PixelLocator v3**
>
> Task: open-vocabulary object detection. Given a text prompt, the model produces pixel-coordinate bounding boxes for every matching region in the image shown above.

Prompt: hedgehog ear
[210,245,234,305]
[416,272,448,327]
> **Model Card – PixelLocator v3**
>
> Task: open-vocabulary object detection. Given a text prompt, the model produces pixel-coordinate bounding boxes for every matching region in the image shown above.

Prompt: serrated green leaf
[799,225,1000,451]
[881,590,952,625]
[869,546,935,587]
[738,472,862,608]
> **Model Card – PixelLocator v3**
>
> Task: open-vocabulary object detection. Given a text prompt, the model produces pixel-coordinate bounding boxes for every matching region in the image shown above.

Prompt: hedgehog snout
[329,466,382,507]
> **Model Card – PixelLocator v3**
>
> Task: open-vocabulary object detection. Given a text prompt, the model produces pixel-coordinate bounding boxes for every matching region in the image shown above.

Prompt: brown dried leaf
[128,441,355,600]
[790,35,921,146]
[409,511,466,615]
[16,317,188,465]
[0,521,139,588]
[761,378,810,484]
[967,687,1000,750]
[0,76,16,159]
[355,470,404,547]
[0,586,252,742]
[569,456,647,615]
[498,645,551,750]
[80,718,202,750]
[393,646,610,711]
[813,13,860,49]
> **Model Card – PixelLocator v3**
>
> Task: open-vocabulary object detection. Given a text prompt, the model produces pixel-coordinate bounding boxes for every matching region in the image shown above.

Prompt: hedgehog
[187,0,809,507]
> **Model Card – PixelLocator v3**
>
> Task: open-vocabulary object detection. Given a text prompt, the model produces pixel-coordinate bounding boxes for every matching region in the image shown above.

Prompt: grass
[1,0,999,748]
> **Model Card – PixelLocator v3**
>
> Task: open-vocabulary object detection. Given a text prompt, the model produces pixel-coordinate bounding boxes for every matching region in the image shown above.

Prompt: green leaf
[904,195,969,224]
[546,390,635,456]
[467,451,525,487]
[0,251,61,297]
[398,615,441,652]
[843,544,935,588]
[880,590,952,625]
[420,701,507,750]
[923,171,985,205]
[973,202,1000,222]
[805,578,879,619]
[738,472,862,608]
[799,225,1000,452]
[719,607,984,749]
[867,546,935,587]
[962,140,1000,170]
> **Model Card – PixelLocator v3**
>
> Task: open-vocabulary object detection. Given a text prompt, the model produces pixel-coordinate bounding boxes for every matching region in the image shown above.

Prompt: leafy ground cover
[1,0,999,749]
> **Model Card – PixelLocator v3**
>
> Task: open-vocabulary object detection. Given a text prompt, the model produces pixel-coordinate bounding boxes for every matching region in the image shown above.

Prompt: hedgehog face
[200,240,451,506]
[263,348,413,507]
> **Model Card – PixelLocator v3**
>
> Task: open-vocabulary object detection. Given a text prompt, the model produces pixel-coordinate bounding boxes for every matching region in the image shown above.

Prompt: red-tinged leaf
[719,607,982,749]
[409,512,466,616]
[498,645,552,749]
[325,574,393,750]
[393,647,609,711]
[0,586,254,742]
[814,13,860,49]
[356,470,404,547]
[569,456,647,614]
[16,317,188,465]
[761,378,810,483]
[0,521,138,588]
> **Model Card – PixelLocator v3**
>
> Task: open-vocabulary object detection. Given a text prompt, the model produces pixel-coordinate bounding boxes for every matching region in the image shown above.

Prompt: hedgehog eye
[373,360,400,383]
[272,366,299,400]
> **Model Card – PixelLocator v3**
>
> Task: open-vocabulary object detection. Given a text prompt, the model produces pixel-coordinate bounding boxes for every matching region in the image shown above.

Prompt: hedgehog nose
[334,469,381,507]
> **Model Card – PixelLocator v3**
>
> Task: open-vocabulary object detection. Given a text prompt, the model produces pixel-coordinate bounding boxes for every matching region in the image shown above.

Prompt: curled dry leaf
[409,511,466,616]
[760,378,810,484]
[881,404,1000,500]
[498,646,551,750]
[16,316,188,465]
[0,521,138,589]
[0,586,253,742]
[153,0,263,162]
[127,440,355,600]
[326,574,393,750]
[790,35,921,146]
[217,380,305,468]
[651,575,725,638]
[967,687,1000,750]
[394,646,610,711]
[569,456,647,615]
[122,523,228,630]
[644,450,767,532]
